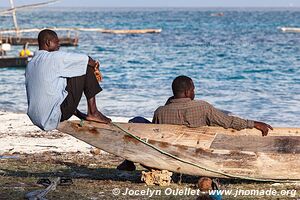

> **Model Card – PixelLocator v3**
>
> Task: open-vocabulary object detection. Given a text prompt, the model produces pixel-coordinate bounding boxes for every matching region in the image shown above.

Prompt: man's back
[153,98,254,130]
[25,50,88,130]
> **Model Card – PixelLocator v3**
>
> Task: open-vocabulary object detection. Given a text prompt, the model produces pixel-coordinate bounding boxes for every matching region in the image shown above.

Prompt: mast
[9,0,20,37]
[3,0,60,37]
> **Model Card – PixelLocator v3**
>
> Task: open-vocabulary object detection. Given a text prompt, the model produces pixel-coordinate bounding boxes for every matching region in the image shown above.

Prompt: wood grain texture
[211,135,300,153]
[57,120,300,180]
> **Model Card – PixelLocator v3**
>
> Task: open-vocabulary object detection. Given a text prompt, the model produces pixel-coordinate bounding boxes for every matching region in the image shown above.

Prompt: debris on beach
[0,155,19,159]
[141,169,172,186]
[24,131,65,139]
[90,147,101,155]
[25,177,60,200]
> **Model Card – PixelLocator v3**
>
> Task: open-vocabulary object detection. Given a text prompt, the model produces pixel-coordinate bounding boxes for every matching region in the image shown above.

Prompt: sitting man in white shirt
[25,29,111,131]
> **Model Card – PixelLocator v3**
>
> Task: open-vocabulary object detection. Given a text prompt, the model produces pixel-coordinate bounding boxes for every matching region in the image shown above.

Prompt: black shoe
[117,160,136,171]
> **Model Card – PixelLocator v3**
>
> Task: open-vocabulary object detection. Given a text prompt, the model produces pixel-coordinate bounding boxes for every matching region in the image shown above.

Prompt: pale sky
[1,0,300,8]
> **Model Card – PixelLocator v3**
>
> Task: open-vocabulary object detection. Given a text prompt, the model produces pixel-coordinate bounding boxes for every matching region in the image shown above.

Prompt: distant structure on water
[210,12,224,17]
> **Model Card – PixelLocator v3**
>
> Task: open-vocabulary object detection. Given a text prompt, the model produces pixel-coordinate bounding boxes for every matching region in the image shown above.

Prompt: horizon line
[1,6,300,9]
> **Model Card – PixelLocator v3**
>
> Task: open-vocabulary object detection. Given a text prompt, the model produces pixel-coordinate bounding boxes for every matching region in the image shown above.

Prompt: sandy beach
[0,110,130,154]
[0,111,299,199]
[0,111,203,200]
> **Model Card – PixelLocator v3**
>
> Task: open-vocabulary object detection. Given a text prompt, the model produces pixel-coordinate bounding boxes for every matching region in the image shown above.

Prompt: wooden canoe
[57,120,300,181]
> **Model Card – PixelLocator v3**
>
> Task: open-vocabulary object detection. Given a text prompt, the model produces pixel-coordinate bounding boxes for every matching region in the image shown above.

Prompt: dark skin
[39,35,111,124]
[172,80,273,137]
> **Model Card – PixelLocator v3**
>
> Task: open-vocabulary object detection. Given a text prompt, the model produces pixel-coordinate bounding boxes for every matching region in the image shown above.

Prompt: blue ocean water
[0,8,300,127]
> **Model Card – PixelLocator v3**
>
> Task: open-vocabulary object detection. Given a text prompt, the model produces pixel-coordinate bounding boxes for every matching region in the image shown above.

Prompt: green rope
[79,119,84,127]
[111,122,299,183]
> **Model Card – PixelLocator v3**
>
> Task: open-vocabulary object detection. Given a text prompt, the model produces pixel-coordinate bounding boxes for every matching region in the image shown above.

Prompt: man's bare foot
[86,111,111,124]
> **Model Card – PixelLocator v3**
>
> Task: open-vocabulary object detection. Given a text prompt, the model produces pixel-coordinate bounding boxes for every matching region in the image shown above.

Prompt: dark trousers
[60,66,102,121]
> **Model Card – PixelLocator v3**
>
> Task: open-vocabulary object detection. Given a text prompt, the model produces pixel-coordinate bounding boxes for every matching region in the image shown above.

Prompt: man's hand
[88,57,103,82]
[88,56,97,67]
[94,61,103,82]
[254,121,273,137]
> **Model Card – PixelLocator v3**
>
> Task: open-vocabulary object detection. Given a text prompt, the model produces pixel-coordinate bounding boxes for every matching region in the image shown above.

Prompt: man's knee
[128,117,151,123]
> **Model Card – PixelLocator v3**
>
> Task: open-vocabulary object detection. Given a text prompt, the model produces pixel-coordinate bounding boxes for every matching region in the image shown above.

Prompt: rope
[111,122,299,183]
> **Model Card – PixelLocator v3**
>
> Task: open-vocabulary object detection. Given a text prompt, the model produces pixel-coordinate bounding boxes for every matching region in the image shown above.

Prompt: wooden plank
[211,134,300,153]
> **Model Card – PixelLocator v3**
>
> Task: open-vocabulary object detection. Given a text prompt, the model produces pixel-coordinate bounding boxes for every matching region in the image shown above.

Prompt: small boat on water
[0,0,78,46]
[0,42,28,68]
[100,29,162,34]
[1,0,162,46]
[210,12,224,17]
[58,120,300,182]
[280,27,300,33]
[0,56,28,68]
[0,35,78,46]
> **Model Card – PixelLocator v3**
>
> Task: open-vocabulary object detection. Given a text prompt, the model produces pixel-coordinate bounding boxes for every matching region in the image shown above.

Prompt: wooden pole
[9,0,20,37]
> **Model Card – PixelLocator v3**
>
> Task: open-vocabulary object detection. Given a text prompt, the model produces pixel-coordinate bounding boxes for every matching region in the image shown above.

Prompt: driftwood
[25,178,60,200]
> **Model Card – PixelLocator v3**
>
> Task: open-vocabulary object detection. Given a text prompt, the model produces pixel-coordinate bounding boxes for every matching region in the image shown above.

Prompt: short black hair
[172,75,193,96]
[38,29,57,46]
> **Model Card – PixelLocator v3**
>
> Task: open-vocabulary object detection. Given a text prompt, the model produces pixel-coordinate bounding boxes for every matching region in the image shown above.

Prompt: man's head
[172,75,195,100]
[38,29,60,52]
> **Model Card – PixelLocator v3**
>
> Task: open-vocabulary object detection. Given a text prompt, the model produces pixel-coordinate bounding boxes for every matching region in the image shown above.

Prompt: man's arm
[58,52,89,78]
[205,102,273,136]
[253,121,273,136]
[152,109,158,124]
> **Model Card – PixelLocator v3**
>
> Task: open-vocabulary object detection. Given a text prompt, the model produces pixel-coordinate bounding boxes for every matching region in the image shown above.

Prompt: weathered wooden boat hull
[57,121,300,181]
[0,56,28,68]
[1,36,78,46]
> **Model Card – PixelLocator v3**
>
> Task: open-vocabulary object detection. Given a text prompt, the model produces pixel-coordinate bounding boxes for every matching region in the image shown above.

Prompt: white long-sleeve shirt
[25,50,89,131]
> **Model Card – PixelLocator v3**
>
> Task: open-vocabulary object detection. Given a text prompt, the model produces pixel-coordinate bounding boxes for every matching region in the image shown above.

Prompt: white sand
[0,111,129,154]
